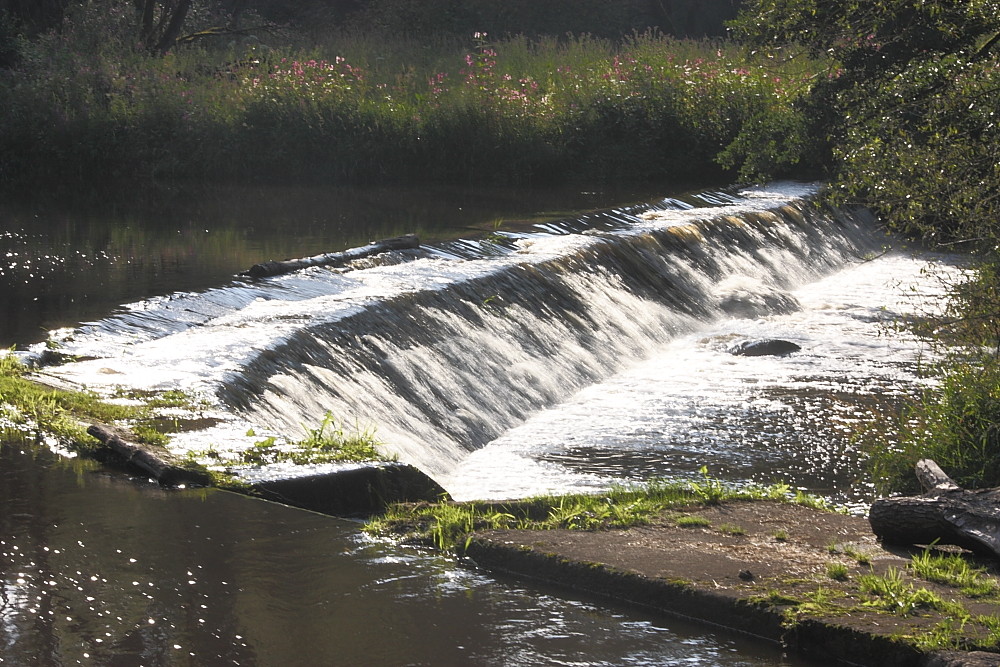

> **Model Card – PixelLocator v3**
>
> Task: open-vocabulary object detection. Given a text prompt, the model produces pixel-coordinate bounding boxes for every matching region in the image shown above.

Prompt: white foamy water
[33,181,941,497]
[444,251,959,504]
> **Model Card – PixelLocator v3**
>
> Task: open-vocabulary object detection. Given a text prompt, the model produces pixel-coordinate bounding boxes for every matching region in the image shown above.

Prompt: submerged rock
[727,339,801,357]
[714,278,801,319]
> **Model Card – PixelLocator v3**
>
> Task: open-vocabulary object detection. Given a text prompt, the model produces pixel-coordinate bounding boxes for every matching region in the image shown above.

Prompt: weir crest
[42,182,888,487]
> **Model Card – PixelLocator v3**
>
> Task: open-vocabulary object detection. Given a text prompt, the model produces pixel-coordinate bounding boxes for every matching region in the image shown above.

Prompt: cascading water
[41,182,929,498]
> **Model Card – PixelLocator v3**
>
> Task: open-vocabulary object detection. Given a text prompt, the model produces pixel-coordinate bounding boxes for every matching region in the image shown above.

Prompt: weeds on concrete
[0,351,145,450]
[676,516,711,528]
[365,470,830,551]
[908,547,998,598]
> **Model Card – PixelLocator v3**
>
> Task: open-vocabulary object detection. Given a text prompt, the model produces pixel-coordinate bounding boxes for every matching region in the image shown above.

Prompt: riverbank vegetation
[726,0,1000,493]
[0,1,816,197]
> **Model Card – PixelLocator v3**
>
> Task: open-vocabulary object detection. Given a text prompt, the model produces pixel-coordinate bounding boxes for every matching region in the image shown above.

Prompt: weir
[43,183,885,488]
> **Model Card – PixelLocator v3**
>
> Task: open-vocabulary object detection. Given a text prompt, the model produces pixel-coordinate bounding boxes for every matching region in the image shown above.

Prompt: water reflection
[0,445,807,666]
[0,184,666,347]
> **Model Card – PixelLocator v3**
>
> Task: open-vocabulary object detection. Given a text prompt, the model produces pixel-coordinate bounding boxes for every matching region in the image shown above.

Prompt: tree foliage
[0,1,253,55]
[733,2,1000,492]
[728,0,1000,249]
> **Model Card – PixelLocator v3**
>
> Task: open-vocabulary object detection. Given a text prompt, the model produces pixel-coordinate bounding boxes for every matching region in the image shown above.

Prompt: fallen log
[242,234,420,278]
[869,459,1000,558]
[87,424,214,487]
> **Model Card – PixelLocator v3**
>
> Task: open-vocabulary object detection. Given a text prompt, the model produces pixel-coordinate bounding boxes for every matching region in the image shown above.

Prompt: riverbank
[453,501,1000,666]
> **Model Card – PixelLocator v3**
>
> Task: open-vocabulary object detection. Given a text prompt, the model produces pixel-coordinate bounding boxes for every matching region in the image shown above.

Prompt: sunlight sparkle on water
[444,251,958,503]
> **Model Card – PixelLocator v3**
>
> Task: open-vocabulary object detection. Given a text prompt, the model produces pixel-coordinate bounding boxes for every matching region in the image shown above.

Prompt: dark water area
[0,444,808,666]
[0,184,669,347]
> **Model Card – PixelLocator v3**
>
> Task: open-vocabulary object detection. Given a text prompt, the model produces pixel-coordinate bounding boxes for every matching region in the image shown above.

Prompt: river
[1,182,952,665]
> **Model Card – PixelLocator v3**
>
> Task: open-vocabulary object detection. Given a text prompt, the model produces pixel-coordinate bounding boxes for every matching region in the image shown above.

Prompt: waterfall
[44,183,884,483]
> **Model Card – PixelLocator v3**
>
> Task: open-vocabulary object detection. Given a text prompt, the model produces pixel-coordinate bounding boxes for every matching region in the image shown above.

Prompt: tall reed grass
[0,6,821,194]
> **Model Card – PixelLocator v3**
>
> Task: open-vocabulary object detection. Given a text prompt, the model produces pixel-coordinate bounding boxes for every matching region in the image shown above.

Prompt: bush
[869,357,1000,494]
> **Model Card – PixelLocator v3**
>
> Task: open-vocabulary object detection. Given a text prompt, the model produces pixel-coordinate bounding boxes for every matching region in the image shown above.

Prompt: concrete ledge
[465,538,787,643]
[251,463,447,516]
[459,502,1000,667]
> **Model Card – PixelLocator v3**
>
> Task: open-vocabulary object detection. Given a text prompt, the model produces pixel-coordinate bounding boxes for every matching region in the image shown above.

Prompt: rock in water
[728,339,801,357]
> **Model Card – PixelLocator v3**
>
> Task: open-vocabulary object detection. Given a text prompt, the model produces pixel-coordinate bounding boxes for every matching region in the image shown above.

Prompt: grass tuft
[909,547,998,598]
[676,515,711,528]
[196,413,390,468]
[826,562,850,582]
[858,567,966,618]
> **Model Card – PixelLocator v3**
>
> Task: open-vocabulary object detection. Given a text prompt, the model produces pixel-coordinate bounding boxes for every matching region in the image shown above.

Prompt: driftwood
[242,234,420,278]
[88,424,213,487]
[869,459,1000,558]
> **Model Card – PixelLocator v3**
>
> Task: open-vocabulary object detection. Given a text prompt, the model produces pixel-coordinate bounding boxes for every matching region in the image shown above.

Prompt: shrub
[869,357,1000,494]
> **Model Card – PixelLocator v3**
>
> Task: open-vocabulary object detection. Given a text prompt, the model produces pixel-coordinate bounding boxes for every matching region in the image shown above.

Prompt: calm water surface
[0,445,807,667]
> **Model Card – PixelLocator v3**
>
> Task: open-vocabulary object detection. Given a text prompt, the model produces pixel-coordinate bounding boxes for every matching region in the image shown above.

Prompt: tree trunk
[243,234,421,279]
[154,0,192,54]
[138,0,156,48]
[869,459,1000,558]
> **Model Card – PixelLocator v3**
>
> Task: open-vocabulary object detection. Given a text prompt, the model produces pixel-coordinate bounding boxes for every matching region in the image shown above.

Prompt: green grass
[826,562,850,582]
[858,567,964,618]
[365,473,829,551]
[193,412,390,468]
[909,547,999,598]
[976,615,1000,650]
[826,543,873,566]
[0,352,143,449]
[717,523,746,536]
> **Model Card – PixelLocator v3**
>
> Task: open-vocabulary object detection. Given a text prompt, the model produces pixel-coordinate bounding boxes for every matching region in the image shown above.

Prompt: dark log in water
[869,459,1000,558]
[243,234,421,278]
[87,424,214,487]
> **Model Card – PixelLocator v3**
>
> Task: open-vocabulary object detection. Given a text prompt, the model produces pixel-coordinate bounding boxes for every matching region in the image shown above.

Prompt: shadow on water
[0,443,812,666]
